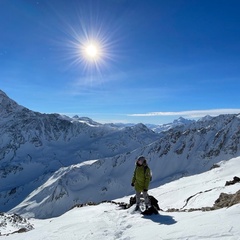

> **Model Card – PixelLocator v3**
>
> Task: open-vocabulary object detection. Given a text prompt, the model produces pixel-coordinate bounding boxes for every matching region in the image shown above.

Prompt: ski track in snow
[80,205,131,240]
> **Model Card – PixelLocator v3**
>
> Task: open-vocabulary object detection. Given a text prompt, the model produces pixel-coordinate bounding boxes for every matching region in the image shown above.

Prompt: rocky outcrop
[225,176,240,186]
[167,186,240,213]
[213,190,240,209]
[0,212,33,236]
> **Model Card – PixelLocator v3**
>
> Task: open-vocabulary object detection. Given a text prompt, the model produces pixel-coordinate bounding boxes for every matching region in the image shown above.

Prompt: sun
[57,2,122,76]
[83,42,101,61]
[63,16,117,74]
[85,44,98,58]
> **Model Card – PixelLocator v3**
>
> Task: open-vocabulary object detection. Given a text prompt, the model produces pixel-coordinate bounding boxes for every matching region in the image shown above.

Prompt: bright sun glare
[62,3,119,74]
[86,44,97,57]
[83,43,101,61]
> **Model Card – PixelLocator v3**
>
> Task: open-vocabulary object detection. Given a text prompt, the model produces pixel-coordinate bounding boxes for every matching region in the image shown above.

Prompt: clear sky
[1,0,240,124]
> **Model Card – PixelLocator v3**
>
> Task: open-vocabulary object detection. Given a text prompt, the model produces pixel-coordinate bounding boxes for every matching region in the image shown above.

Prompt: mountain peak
[199,115,213,122]
[173,117,194,125]
[71,116,101,126]
[0,89,25,117]
[0,89,8,100]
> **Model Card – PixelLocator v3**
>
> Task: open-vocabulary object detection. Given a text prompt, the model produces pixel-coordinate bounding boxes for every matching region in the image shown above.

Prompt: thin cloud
[128,109,240,118]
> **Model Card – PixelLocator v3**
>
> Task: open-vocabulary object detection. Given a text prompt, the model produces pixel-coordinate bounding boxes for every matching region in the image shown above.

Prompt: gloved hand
[143,189,148,192]
[131,182,134,187]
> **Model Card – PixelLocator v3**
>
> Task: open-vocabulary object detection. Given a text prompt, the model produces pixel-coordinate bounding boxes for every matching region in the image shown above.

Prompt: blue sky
[1,0,240,124]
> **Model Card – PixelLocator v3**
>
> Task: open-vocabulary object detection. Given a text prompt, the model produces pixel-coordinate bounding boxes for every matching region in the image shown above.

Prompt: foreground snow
[1,157,240,239]
[2,204,240,240]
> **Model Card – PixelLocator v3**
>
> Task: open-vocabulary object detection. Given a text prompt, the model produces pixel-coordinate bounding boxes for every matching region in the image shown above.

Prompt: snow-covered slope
[8,112,240,219]
[1,89,240,220]
[0,90,159,212]
[1,156,240,239]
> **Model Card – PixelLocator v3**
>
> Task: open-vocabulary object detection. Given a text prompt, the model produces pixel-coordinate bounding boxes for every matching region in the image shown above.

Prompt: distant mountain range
[1,89,240,219]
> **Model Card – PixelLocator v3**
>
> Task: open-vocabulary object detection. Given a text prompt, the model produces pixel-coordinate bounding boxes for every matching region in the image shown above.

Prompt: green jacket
[132,165,151,192]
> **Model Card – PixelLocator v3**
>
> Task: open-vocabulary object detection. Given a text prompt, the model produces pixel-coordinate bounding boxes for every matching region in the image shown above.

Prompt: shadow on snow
[142,213,177,225]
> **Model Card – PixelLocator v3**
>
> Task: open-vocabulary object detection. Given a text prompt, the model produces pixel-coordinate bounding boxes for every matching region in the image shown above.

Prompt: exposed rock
[225,176,240,186]
[210,163,220,170]
[213,190,240,209]
[0,212,33,236]
[166,189,240,212]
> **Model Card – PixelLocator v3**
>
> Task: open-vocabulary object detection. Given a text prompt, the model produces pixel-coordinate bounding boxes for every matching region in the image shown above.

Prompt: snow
[1,157,240,239]
[1,90,240,239]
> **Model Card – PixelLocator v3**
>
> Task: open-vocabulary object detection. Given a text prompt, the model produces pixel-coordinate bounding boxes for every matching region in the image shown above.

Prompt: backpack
[144,166,152,181]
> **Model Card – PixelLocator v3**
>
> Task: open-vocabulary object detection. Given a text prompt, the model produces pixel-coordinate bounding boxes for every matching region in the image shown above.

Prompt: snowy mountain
[110,117,195,133]
[8,110,240,219]
[0,90,159,212]
[146,116,195,133]
[1,156,240,239]
[1,89,240,222]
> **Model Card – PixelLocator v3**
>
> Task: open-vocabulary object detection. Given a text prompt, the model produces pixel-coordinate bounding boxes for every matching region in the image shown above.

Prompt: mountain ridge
[1,89,240,219]
[0,90,159,212]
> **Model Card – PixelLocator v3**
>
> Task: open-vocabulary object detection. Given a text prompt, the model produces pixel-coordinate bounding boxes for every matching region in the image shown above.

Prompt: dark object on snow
[130,196,136,206]
[149,195,161,210]
[210,163,220,170]
[213,190,240,208]
[141,206,159,215]
[225,176,240,186]
[129,194,161,211]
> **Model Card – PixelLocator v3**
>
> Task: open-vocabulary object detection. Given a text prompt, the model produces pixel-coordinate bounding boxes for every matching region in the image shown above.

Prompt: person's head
[136,156,146,166]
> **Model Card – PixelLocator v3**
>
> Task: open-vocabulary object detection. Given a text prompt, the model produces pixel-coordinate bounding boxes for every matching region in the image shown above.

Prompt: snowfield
[3,204,240,240]
[1,157,240,239]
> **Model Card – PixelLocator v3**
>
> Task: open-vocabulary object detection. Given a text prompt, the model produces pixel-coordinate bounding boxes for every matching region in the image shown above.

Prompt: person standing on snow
[131,156,151,211]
